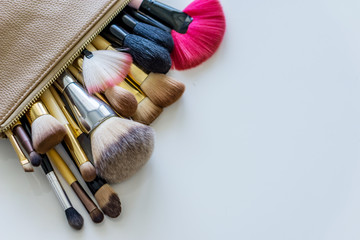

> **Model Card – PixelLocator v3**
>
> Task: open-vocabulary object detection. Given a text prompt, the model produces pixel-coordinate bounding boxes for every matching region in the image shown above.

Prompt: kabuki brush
[54,70,155,183]
[128,0,226,70]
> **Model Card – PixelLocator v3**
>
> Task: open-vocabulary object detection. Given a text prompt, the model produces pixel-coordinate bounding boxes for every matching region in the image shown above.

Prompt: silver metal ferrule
[55,70,117,134]
[46,172,72,210]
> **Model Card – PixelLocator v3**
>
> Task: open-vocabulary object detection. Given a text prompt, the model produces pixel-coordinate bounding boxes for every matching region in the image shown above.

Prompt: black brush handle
[40,155,54,174]
[125,7,171,33]
[139,0,192,33]
[108,24,128,44]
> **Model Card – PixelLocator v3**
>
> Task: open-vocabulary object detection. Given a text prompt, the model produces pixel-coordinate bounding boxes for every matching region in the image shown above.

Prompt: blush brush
[128,0,226,70]
[55,70,155,183]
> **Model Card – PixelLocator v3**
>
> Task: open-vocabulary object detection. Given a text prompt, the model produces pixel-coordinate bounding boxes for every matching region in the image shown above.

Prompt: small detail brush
[26,102,67,154]
[82,43,132,94]
[92,35,185,108]
[55,71,155,183]
[12,120,42,167]
[41,88,97,182]
[59,144,122,218]
[128,0,226,70]
[47,148,104,223]
[72,55,138,118]
[5,129,33,172]
[40,154,84,230]
[119,13,174,52]
[20,118,84,229]
[106,24,172,74]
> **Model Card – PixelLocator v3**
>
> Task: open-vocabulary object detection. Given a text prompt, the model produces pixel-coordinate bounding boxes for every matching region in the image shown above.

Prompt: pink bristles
[82,50,132,93]
[171,0,226,70]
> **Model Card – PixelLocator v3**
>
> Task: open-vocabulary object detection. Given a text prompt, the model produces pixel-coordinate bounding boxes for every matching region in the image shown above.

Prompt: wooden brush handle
[12,123,34,155]
[47,149,76,185]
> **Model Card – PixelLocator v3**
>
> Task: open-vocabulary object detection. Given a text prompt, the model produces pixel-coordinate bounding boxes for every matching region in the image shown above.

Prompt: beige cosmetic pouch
[0,0,129,136]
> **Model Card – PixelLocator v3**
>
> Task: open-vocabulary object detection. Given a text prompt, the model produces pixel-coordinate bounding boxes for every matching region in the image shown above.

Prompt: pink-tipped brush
[82,45,133,94]
[128,0,226,70]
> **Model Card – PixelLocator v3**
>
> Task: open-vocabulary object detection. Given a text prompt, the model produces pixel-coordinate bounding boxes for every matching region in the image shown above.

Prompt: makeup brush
[41,88,97,182]
[81,43,132,94]
[20,118,84,229]
[72,56,137,118]
[106,24,172,74]
[124,6,172,33]
[5,129,33,172]
[118,13,174,52]
[26,102,67,154]
[57,144,122,218]
[55,71,155,183]
[47,148,104,223]
[92,35,185,108]
[72,51,162,124]
[128,0,226,70]
[12,120,42,167]
[40,154,84,229]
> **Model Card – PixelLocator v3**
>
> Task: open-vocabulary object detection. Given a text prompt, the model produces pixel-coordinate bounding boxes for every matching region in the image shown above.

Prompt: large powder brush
[55,70,155,183]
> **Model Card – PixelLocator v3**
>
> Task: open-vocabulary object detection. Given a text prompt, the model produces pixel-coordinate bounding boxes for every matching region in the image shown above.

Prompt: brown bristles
[91,117,155,183]
[104,86,138,117]
[22,162,34,172]
[140,73,185,108]
[90,208,105,223]
[94,184,121,218]
[31,115,67,154]
[79,162,97,182]
[132,97,163,125]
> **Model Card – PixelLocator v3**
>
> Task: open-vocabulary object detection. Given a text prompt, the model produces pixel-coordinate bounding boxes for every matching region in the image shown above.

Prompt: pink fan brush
[128,0,226,70]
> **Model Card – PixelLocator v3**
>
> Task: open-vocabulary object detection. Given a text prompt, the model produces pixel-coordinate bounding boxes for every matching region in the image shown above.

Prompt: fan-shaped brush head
[104,85,138,117]
[91,117,155,183]
[31,114,67,154]
[170,0,226,70]
[132,97,163,125]
[82,49,132,93]
[140,73,185,107]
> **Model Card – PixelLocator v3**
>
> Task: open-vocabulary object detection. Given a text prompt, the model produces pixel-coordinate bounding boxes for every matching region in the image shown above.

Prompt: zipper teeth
[1,0,131,134]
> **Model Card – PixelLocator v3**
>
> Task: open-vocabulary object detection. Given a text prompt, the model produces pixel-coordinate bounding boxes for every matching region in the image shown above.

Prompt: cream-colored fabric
[0,0,125,130]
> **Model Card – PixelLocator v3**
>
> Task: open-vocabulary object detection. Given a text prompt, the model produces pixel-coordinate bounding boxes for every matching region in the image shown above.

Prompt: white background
[1,0,360,239]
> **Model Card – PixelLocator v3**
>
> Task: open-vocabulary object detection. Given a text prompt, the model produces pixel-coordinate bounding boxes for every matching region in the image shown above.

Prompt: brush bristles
[171,0,226,70]
[140,73,185,107]
[94,184,121,218]
[125,34,172,74]
[83,50,132,93]
[22,162,34,172]
[31,115,67,154]
[91,117,155,183]
[29,151,42,167]
[90,208,104,223]
[134,23,174,52]
[132,97,163,125]
[79,162,97,182]
[104,86,138,117]
[65,207,84,230]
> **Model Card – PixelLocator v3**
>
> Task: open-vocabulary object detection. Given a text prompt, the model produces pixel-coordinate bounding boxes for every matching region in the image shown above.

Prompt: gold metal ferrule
[28,102,49,122]
[129,64,148,85]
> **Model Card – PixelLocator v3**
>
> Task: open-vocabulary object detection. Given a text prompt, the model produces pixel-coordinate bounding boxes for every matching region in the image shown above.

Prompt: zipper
[1,0,131,135]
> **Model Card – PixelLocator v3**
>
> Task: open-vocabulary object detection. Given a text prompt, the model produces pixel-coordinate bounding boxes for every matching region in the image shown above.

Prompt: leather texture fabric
[0,0,125,131]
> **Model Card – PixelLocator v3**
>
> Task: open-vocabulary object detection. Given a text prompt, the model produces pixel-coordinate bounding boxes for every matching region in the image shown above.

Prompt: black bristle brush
[118,12,174,52]
[105,25,172,74]
[22,114,84,229]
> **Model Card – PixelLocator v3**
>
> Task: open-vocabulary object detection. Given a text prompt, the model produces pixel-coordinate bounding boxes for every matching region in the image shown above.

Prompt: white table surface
[1,0,360,239]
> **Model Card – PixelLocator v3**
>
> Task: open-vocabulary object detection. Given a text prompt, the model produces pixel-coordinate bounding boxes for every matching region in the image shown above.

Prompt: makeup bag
[0,0,131,137]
